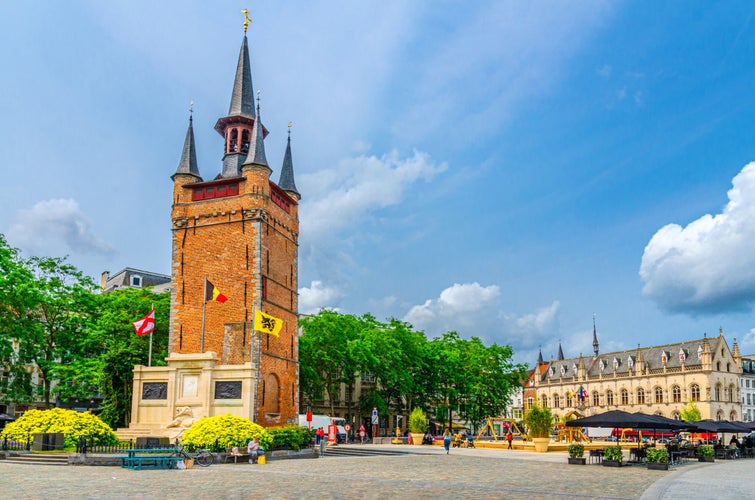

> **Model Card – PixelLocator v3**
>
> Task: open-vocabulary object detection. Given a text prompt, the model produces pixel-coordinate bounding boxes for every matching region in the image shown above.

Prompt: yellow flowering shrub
[0,408,119,449]
[180,414,271,451]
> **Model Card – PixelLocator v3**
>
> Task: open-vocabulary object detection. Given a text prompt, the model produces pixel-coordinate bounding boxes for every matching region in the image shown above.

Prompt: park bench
[118,448,181,470]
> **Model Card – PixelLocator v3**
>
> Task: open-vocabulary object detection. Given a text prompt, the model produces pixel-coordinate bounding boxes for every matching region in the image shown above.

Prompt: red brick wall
[170,165,299,424]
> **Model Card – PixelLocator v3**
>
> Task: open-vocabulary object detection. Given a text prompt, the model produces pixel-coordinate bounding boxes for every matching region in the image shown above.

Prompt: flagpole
[201,278,207,353]
[148,303,154,367]
[252,307,260,424]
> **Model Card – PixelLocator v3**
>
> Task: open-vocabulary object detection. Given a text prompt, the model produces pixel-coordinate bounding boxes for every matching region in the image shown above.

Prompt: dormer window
[130,275,142,287]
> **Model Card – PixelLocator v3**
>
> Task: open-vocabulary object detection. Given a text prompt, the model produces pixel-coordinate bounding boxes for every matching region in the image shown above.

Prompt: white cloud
[7,198,114,258]
[403,281,560,341]
[740,328,755,356]
[298,150,446,241]
[640,162,755,313]
[299,280,343,315]
[404,283,501,333]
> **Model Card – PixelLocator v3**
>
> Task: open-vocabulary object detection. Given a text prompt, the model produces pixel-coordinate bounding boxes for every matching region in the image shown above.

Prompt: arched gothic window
[654,387,663,404]
[672,385,681,403]
[637,388,645,405]
[690,384,700,402]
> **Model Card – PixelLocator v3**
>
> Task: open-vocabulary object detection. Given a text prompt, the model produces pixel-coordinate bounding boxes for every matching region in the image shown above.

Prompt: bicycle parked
[173,444,215,467]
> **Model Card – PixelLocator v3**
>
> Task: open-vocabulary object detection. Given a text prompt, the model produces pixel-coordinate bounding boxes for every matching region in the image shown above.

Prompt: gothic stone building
[528,328,742,422]
[127,25,300,435]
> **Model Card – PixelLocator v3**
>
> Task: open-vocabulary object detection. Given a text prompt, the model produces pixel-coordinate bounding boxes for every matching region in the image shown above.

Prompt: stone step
[2,453,70,466]
[324,445,412,457]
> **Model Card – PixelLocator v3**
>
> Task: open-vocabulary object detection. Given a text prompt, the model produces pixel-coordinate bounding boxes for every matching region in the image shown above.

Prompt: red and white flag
[132,308,155,336]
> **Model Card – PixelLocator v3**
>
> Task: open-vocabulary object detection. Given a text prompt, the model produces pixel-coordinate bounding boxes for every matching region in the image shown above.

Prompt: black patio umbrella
[691,419,749,433]
[566,410,687,431]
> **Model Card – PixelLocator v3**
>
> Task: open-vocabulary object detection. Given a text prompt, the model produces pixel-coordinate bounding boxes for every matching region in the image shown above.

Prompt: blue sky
[2,1,755,365]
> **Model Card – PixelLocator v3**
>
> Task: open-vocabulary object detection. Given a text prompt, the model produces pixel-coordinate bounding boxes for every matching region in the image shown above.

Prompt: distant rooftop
[101,267,171,293]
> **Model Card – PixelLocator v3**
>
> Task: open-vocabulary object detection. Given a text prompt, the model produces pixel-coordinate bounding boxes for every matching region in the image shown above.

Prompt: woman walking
[443,428,452,454]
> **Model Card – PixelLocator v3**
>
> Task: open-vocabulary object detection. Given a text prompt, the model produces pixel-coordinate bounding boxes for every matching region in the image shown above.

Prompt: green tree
[92,287,170,428]
[680,399,702,422]
[353,317,427,419]
[6,254,98,408]
[299,310,363,416]
[0,234,37,405]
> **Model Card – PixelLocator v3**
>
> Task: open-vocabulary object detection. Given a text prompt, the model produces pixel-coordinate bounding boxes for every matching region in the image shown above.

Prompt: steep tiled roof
[540,338,708,381]
[173,115,200,179]
[278,128,299,197]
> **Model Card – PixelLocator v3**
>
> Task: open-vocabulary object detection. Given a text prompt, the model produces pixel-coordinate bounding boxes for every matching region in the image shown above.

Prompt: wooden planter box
[646,462,669,470]
[698,456,714,462]
[602,460,625,467]
[568,457,586,465]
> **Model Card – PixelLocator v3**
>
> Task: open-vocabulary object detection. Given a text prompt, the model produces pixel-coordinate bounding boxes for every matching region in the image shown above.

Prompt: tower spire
[242,90,268,169]
[172,103,200,180]
[278,121,300,199]
[215,28,265,178]
[592,313,599,357]
[537,346,543,365]
[557,340,564,361]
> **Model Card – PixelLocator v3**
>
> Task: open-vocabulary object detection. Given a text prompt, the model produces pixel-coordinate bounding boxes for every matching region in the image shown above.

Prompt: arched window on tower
[621,389,629,405]
[637,387,645,405]
[229,128,239,152]
[241,129,250,153]
[592,391,600,407]
[553,394,560,408]
[715,384,722,402]
[606,390,614,406]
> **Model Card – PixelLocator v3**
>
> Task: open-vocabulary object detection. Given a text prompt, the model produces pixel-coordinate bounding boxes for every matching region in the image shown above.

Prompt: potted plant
[645,447,669,470]
[602,445,624,467]
[568,443,585,465]
[697,444,715,462]
[408,408,427,447]
[524,405,553,452]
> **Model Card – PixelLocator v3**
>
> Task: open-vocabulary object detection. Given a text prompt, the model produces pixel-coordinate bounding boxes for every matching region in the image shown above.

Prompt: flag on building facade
[254,310,283,337]
[132,308,155,336]
[205,280,228,303]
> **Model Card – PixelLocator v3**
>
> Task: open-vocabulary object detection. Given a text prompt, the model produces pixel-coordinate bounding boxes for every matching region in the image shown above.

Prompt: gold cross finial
[242,9,251,33]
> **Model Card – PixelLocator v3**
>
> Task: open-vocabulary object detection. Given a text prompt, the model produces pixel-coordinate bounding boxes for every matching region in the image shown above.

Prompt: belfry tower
[168,19,300,425]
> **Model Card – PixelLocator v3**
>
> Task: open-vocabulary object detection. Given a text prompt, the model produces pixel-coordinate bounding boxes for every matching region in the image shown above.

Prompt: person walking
[443,428,452,454]
[317,427,326,458]
[506,430,513,449]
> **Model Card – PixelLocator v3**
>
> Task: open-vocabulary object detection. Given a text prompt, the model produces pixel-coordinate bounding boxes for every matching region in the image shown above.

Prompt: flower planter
[698,456,714,462]
[410,433,424,446]
[568,457,586,465]
[602,460,623,467]
[532,437,550,453]
[646,462,669,470]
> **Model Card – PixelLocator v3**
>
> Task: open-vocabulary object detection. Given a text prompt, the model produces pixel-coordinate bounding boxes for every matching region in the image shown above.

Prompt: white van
[299,414,347,443]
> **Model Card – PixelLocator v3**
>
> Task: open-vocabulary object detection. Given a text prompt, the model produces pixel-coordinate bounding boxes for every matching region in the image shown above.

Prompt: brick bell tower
[169,20,300,425]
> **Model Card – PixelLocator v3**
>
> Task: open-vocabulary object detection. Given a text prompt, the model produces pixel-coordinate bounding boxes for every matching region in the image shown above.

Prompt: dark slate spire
[172,109,200,180]
[278,122,300,199]
[537,346,543,365]
[215,32,263,178]
[557,341,565,361]
[592,313,599,357]
[242,93,268,169]
[228,35,255,119]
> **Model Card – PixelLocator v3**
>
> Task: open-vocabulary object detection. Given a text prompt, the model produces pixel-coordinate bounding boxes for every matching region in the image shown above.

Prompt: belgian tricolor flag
[205,279,228,303]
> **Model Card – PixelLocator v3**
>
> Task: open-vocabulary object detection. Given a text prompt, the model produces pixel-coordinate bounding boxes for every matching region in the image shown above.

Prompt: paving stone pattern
[0,445,750,499]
